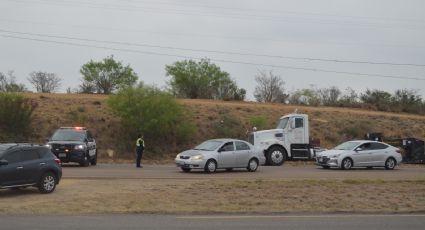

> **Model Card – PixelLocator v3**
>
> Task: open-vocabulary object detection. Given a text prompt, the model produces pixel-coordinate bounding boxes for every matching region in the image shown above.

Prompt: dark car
[46,127,97,167]
[0,143,62,193]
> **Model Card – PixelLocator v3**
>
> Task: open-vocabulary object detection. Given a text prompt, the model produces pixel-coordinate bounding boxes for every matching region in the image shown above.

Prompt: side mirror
[355,148,362,152]
[218,148,223,153]
[0,159,8,166]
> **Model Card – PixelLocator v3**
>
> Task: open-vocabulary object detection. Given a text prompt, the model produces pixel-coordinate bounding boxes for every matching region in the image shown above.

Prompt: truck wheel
[266,146,286,166]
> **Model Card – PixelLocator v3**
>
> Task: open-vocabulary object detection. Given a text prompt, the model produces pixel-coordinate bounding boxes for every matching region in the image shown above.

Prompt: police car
[46,127,97,167]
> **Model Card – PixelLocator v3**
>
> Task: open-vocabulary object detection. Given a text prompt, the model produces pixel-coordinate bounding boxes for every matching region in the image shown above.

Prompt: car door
[369,143,389,166]
[351,143,373,166]
[20,148,43,184]
[217,142,236,168]
[234,141,251,167]
[0,150,25,187]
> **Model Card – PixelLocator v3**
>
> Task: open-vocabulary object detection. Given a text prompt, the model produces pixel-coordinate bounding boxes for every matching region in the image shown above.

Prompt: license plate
[58,153,67,158]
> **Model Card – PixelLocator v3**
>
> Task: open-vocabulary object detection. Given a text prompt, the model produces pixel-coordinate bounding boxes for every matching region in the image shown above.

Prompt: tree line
[1,55,424,115]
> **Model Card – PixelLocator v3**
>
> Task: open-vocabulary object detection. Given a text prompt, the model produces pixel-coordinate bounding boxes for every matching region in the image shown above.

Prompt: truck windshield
[276,117,289,129]
[334,141,361,150]
[51,129,86,141]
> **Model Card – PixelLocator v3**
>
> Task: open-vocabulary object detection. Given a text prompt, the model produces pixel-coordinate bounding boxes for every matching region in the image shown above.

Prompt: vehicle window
[235,141,250,151]
[194,140,223,151]
[21,150,40,162]
[370,143,388,150]
[358,143,372,151]
[221,142,235,152]
[3,151,21,164]
[276,117,289,129]
[37,148,52,158]
[51,129,86,141]
[334,141,361,150]
[295,118,304,128]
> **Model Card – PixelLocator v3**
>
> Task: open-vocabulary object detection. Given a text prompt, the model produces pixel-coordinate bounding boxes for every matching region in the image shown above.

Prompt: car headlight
[74,144,86,150]
[191,154,204,160]
[45,144,52,149]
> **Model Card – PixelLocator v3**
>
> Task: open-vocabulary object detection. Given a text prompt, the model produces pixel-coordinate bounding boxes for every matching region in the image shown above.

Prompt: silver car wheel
[205,160,217,173]
[271,150,283,164]
[248,159,258,172]
[43,175,55,192]
[385,158,396,170]
[342,158,352,170]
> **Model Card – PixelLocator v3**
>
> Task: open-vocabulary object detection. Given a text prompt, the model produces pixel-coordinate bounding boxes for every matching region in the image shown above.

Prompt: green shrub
[214,114,246,139]
[107,86,196,155]
[249,116,268,130]
[0,93,37,141]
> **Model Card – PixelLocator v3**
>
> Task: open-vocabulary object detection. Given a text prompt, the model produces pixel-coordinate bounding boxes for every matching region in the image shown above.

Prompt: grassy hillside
[20,93,425,161]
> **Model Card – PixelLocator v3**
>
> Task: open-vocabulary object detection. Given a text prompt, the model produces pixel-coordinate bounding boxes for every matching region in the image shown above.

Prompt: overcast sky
[1,0,424,99]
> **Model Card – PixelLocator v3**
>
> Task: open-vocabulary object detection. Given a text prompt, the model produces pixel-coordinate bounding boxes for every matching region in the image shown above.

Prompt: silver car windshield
[193,140,223,151]
[276,117,289,129]
[334,141,361,150]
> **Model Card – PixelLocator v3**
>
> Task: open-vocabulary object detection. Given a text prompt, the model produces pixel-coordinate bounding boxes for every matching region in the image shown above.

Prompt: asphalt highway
[61,163,425,180]
[1,214,424,230]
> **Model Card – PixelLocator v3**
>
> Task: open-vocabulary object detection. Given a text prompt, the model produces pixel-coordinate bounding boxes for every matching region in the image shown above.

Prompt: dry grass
[1,178,424,215]
[21,93,425,160]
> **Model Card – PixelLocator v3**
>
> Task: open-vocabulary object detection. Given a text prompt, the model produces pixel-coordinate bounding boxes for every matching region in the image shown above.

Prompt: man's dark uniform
[136,136,145,168]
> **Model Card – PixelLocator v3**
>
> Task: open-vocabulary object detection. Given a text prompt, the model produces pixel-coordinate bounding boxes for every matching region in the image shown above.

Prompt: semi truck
[248,113,315,166]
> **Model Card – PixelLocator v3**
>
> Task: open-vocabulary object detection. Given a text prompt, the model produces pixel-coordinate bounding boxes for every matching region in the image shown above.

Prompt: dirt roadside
[1,178,424,215]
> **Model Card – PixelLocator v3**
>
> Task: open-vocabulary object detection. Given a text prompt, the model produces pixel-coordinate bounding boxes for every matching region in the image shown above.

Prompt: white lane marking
[176,214,425,220]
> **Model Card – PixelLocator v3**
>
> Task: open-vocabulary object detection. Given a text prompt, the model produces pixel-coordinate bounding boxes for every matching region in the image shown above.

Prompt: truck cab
[248,113,314,165]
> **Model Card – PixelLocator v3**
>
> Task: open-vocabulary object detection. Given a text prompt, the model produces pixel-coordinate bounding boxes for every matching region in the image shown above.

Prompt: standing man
[136,134,145,168]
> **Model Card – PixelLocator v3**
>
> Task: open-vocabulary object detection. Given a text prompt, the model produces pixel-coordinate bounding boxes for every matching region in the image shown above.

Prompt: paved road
[1,214,424,230]
[62,163,425,180]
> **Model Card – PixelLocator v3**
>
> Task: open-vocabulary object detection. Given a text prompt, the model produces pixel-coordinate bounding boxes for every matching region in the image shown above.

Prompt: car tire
[204,159,217,173]
[38,172,57,194]
[181,167,191,172]
[80,153,90,167]
[266,146,286,166]
[321,166,330,169]
[341,158,353,170]
[90,151,97,166]
[385,157,396,170]
[247,158,259,172]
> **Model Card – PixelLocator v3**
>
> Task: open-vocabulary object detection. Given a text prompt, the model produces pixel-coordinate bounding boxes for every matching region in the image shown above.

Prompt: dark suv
[47,127,97,167]
[0,143,62,193]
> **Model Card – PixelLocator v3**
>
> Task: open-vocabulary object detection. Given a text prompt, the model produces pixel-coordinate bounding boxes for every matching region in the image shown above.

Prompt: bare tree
[254,70,287,103]
[0,70,27,92]
[28,71,62,93]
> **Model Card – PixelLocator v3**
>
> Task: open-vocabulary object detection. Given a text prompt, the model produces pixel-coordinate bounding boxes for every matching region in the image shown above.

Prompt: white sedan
[316,140,402,170]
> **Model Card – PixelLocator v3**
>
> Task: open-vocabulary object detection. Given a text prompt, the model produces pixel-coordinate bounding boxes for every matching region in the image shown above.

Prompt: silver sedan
[175,139,266,173]
[316,140,403,170]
